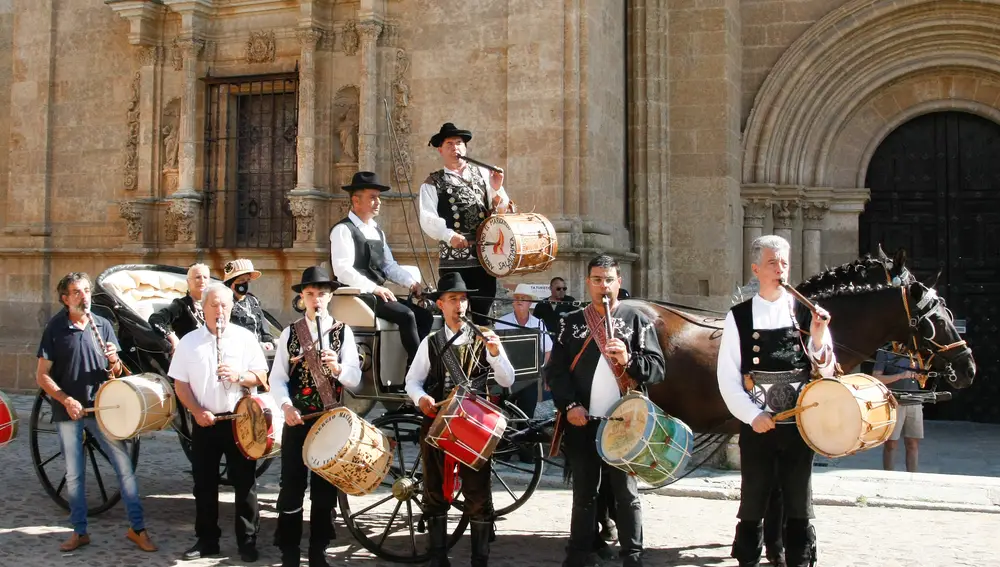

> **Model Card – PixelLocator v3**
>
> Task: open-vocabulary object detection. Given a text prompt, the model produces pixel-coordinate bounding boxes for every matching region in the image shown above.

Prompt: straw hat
[222,258,261,282]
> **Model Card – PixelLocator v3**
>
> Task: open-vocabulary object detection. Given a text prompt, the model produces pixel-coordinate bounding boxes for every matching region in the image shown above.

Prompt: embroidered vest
[285,321,346,413]
[426,167,490,269]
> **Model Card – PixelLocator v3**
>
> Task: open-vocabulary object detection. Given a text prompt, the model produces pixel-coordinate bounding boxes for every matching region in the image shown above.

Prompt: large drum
[796,373,897,458]
[233,395,283,461]
[476,213,558,278]
[427,386,508,471]
[0,390,18,447]
[303,407,393,495]
[94,373,176,440]
[597,393,693,487]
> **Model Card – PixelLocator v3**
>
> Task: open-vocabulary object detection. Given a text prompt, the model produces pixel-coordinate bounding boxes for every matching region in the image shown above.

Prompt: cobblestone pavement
[1,394,997,566]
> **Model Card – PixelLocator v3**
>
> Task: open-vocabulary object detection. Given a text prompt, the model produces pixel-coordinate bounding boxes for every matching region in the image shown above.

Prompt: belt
[746,368,808,385]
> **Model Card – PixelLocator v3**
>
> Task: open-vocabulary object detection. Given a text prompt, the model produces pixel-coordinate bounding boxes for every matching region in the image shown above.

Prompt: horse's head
[881,246,977,388]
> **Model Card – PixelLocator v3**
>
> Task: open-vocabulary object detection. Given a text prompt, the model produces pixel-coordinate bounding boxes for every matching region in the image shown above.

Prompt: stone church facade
[0,0,996,419]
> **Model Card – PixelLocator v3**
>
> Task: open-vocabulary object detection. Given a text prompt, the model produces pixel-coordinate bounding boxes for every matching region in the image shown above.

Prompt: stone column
[356,20,382,171]
[174,38,203,197]
[295,28,321,192]
[742,198,770,281]
[772,200,798,245]
[802,202,829,279]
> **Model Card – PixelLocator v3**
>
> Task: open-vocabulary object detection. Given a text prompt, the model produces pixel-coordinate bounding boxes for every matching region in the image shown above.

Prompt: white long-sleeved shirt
[404,324,516,405]
[330,211,418,293]
[418,165,510,242]
[168,325,268,414]
[268,313,362,410]
[717,289,836,425]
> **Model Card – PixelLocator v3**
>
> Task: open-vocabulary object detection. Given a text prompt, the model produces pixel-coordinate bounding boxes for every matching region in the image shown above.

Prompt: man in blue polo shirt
[35,272,156,553]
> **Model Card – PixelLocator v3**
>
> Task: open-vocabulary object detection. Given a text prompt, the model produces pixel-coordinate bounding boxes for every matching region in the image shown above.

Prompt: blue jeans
[56,418,145,535]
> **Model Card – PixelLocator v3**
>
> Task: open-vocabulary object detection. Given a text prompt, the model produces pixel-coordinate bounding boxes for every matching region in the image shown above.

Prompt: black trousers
[372,297,434,363]
[439,266,497,326]
[274,416,339,553]
[564,422,643,567]
[732,424,816,567]
[191,419,259,545]
[420,420,494,521]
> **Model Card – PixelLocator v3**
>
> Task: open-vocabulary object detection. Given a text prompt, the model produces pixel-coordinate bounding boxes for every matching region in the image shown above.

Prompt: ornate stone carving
[391,49,413,180]
[166,198,200,243]
[334,86,360,163]
[123,71,141,192]
[172,37,204,70]
[245,31,276,64]
[161,98,181,171]
[742,198,770,228]
[357,20,383,44]
[772,200,799,230]
[342,21,359,56]
[135,45,162,67]
[296,28,323,51]
[119,201,142,241]
[288,196,316,242]
[802,201,830,230]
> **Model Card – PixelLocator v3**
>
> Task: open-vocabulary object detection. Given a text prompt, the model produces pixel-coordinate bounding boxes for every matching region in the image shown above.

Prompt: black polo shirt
[37,309,121,422]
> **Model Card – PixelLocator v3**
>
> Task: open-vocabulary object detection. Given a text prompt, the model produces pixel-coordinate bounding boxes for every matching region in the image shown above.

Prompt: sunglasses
[553,287,567,291]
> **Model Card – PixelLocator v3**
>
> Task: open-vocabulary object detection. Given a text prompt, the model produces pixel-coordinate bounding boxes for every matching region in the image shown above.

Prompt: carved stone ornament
[171,37,204,71]
[123,71,141,191]
[772,200,798,229]
[297,28,323,51]
[802,201,830,230]
[742,198,770,229]
[166,198,200,243]
[245,31,276,64]
[342,21,359,56]
[391,49,413,180]
[135,45,161,67]
[118,201,142,241]
[161,98,181,171]
[288,196,316,242]
[356,21,383,43]
[333,86,360,163]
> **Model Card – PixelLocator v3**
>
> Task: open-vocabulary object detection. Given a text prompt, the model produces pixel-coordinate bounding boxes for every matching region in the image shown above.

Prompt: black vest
[284,319,346,413]
[334,217,387,285]
[422,327,491,401]
[426,168,490,269]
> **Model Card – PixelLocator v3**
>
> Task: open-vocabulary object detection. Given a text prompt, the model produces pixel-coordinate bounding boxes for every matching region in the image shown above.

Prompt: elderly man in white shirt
[717,235,835,567]
[330,171,433,366]
[170,283,269,563]
[418,122,511,325]
[495,283,552,430]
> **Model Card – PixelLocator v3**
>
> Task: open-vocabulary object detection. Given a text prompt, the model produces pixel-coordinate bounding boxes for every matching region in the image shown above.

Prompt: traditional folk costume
[269,267,362,567]
[717,289,836,567]
[546,302,665,567]
[223,259,274,343]
[418,123,511,325]
[149,292,204,341]
[404,273,515,567]
[330,171,433,365]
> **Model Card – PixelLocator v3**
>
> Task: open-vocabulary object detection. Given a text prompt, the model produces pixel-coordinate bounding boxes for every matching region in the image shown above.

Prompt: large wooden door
[860,111,1000,422]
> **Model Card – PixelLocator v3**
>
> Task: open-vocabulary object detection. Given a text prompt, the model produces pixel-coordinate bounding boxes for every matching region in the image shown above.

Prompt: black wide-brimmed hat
[342,171,391,193]
[291,266,343,293]
[428,122,472,148]
[426,272,477,300]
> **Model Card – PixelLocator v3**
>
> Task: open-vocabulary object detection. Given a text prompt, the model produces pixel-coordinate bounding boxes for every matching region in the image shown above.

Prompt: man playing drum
[717,235,836,567]
[331,171,433,367]
[170,283,269,562]
[404,272,515,567]
[418,122,511,325]
[149,263,211,352]
[546,254,665,567]
[35,272,157,553]
[268,266,362,567]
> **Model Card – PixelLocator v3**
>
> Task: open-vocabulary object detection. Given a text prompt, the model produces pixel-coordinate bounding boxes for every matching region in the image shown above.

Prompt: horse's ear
[893,247,908,270]
[877,244,890,262]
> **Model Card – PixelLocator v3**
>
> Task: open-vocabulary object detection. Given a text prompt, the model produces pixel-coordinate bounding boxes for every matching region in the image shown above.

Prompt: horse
[628,248,977,436]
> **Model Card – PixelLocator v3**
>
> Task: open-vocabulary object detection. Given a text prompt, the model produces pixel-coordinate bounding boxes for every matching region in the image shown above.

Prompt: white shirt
[717,289,836,425]
[418,165,510,242]
[168,325,269,414]
[268,314,363,410]
[495,312,552,355]
[404,324,516,405]
[330,211,418,293]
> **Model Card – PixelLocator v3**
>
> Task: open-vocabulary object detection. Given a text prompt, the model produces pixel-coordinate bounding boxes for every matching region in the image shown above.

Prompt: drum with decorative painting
[0,390,19,447]
[476,213,558,278]
[597,393,693,487]
[233,394,284,460]
[303,407,393,496]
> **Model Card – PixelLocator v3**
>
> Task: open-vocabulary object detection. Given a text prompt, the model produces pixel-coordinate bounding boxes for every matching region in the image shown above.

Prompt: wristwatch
[565,402,581,412]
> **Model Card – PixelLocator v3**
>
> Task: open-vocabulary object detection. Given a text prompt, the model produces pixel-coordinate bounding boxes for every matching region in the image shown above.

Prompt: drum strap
[583,305,637,395]
[293,318,341,409]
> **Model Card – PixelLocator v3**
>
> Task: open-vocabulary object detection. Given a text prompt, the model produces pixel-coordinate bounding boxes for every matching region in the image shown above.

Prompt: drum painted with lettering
[0,390,19,447]
[94,373,176,440]
[796,373,897,458]
[427,386,508,471]
[476,213,558,278]
[597,393,693,487]
[303,407,393,496]
[233,395,283,460]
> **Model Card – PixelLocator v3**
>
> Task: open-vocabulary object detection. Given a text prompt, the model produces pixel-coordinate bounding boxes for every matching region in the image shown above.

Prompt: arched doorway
[859,111,1000,422]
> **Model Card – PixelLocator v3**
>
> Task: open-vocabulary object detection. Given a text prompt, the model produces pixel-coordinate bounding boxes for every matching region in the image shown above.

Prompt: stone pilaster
[295,28,322,192]
[801,201,829,280]
[742,198,771,280]
[356,20,382,171]
[174,38,203,197]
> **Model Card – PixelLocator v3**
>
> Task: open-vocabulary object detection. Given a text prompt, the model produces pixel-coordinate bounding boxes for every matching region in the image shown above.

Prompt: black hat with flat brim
[342,171,391,193]
[291,266,344,293]
[426,272,477,301]
[428,122,472,148]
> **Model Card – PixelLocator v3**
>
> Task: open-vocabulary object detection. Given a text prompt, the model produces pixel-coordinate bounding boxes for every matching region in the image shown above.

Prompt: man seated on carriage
[404,272,515,567]
[222,258,275,349]
[330,171,433,368]
[149,263,210,352]
[545,254,665,567]
[268,266,362,567]
[169,283,269,562]
[717,235,835,567]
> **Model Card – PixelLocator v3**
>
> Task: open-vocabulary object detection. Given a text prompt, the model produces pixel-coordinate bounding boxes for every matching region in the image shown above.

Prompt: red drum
[0,390,18,447]
[427,386,507,471]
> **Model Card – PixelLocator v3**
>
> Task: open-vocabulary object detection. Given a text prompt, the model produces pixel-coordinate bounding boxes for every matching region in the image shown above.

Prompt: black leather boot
[731,519,764,567]
[426,515,450,567]
[470,521,491,567]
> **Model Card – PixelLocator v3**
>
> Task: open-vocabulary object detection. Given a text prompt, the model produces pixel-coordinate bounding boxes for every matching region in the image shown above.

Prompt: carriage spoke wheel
[30,391,140,515]
[339,413,468,563]
[176,409,273,484]
[451,401,544,517]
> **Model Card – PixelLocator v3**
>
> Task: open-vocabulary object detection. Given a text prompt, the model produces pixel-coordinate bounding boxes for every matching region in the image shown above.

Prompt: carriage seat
[330,288,399,331]
[100,270,188,323]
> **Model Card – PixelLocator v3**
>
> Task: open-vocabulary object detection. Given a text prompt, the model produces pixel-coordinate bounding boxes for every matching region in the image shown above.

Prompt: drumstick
[82,405,121,413]
[213,412,247,422]
[780,280,830,322]
[588,415,624,422]
[772,402,819,422]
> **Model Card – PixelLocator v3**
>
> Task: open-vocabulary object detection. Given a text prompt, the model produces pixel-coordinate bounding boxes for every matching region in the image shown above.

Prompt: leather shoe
[240,544,260,562]
[127,528,158,552]
[60,533,91,552]
[182,540,220,560]
[309,549,331,567]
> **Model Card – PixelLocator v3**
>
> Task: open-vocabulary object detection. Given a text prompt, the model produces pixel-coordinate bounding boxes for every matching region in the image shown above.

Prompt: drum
[795,373,897,458]
[597,393,693,487]
[233,395,283,460]
[94,373,176,440]
[476,213,558,278]
[426,386,507,471]
[0,390,18,447]
[303,407,393,495]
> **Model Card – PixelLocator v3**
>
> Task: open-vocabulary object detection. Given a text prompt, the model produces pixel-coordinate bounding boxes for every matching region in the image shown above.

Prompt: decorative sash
[292,317,342,409]
[582,304,637,395]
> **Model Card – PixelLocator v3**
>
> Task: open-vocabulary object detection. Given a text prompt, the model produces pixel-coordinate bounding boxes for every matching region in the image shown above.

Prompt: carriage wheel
[339,413,468,563]
[175,410,274,484]
[452,401,544,517]
[29,391,140,515]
